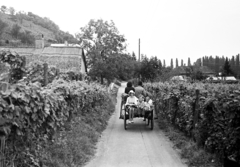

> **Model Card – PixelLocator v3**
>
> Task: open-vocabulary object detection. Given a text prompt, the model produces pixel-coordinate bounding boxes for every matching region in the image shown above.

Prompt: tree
[132,52,136,60]
[181,59,183,66]
[163,59,166,67]
[76,19,127,83]
[230,56,235,73]
[170,58,173,69]
[188,57,191,66]
[76,19,126,66]
[11,24,21,39]
[236,54,240,77]
[223,58,234,76]
[19,31,35,45]
[0,19,8,37]
[215,56,220,73]
[9,7,15,15]
[158,59,162,69]
[176,58,179,67]
[1,6,7,14]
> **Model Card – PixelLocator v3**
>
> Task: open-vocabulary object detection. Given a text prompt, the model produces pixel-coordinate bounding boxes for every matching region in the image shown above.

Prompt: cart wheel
[150,110,154,130]
[124,109,127,130]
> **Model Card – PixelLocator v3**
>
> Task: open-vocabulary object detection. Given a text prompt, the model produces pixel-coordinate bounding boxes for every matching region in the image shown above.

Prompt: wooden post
[56,69,60,77]
[193,89,200,129]
[22,56,26,68]
[43,63,48,86]
[0,137,5,167]
[172,97,179,125]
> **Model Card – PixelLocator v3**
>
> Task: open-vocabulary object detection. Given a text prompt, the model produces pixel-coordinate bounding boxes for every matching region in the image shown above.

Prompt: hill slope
[0,9,78,45]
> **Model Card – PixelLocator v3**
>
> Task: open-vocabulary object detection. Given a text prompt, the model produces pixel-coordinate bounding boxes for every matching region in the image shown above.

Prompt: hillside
[0,8,78,46]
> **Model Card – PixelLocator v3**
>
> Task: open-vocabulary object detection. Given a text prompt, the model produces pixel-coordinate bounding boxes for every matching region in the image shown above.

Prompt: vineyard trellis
[0,49,114,167]
[145,82,240,164]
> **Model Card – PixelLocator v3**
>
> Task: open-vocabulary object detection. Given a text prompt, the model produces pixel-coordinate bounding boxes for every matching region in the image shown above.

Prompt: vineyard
[145,82,240,165]
[0,49,116,167]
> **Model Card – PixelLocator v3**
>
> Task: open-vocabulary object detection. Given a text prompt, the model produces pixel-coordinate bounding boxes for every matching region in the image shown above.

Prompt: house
[170,75,187,81]
[206,76,238,84]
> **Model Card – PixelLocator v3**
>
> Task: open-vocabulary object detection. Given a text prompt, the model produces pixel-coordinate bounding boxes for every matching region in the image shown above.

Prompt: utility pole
[138,38,140,62]
[138,38,141,81]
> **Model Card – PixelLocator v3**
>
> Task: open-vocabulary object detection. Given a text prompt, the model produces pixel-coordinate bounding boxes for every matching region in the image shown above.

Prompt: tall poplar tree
[132,51,136,60]
[215,56,220,73]
[176,58,179,67]
[171,58,173,69]
[188,57,191,66]
[236,54,240,77]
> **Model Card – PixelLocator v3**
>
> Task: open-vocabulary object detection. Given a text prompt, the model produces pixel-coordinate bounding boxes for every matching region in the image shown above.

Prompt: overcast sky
[2,0,240,66]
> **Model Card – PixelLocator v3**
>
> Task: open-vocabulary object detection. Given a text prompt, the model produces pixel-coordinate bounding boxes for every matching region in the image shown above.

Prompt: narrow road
[84,83,187,167]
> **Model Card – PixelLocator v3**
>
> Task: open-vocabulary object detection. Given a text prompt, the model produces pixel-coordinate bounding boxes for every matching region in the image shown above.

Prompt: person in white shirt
[125,90,138,123]
[143,95,154,121]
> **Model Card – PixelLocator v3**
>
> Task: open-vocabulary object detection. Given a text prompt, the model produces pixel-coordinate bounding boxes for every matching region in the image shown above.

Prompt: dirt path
[84,83,187,167]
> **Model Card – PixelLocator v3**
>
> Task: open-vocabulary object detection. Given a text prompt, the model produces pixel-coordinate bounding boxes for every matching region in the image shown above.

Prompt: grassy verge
[157,115,222,167]
[40,90,117,167]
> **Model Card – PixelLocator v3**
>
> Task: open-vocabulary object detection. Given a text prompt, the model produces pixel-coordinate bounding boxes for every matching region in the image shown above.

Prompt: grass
[157,116,222,167]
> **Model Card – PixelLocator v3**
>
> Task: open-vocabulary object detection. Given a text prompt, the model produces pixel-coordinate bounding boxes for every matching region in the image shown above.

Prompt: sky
[2,0,240,66]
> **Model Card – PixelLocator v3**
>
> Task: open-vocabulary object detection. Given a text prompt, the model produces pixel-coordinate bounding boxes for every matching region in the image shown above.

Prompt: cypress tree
[188,57,191,66]
[176,58,179,67]
[230,56,235,74]
[132,52,136,60]
[171,58,173,69]
[236,54,240,77]
[215,56,220,73]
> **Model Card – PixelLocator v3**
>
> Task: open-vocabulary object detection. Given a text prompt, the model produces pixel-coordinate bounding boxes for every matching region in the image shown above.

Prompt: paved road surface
[84,83,187,167]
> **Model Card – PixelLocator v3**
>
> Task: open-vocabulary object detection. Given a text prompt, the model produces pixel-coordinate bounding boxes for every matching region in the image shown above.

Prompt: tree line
[195,55,240,77]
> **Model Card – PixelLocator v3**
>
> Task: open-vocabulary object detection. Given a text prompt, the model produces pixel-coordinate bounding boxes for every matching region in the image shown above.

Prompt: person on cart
[134,81,152,98]
[125,81,135,94]
[120,82,135,119]
[125,90,138,124]
[137,95,145,117]
[143,95,154,121]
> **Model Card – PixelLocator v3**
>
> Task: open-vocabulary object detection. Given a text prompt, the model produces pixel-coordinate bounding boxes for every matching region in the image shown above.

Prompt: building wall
[0,47,86,74]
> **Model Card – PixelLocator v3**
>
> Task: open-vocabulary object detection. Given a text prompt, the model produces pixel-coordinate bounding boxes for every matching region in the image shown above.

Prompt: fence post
[56,69,60,77]
[172,97,179,126]
[193,89,200,129]
[22,56,26,68]
[0,136,5,167]
[43,63,48,86]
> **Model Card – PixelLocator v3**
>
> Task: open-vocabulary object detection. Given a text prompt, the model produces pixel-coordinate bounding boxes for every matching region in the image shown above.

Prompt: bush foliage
[145,82,240,164]
[0,49,116,167]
